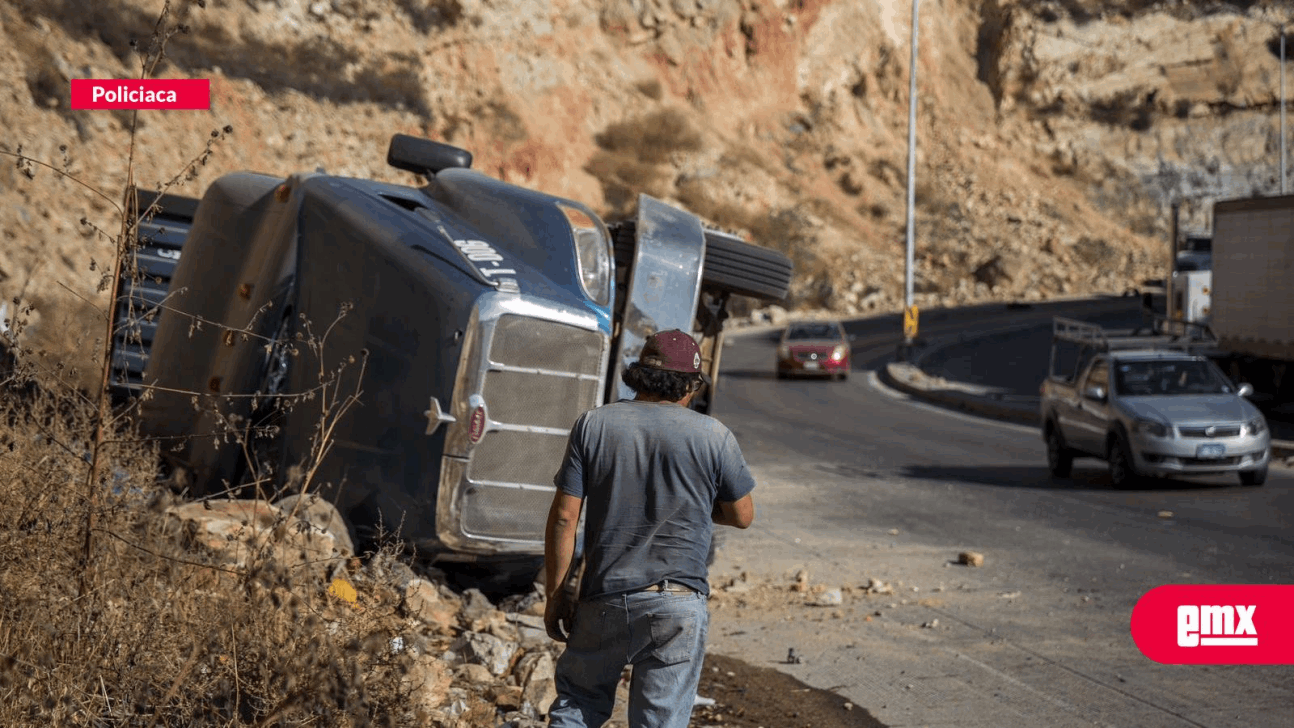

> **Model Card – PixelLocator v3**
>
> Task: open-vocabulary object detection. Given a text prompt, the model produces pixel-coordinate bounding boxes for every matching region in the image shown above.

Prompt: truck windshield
[1114,360,1230,396]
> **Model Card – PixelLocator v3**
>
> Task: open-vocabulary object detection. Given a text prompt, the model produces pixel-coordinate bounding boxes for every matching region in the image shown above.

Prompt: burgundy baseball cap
[639,329,710,383]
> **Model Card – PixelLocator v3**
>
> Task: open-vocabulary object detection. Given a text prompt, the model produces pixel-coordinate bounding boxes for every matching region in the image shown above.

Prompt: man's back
[544,329,756,728]
[557,399,755,599]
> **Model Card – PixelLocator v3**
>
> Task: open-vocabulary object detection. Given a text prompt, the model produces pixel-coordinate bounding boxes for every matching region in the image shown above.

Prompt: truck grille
[462,315,604,541]
[482,370,600,430]
[109,219,189,400]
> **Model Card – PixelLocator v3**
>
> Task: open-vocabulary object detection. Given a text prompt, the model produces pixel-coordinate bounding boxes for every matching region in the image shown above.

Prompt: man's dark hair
[622,363,703,401]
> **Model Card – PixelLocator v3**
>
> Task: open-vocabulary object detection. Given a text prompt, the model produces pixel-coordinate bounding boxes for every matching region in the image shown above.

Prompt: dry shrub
[586,108,706,218]
[0,378,415,726]
[634,78,664,100]
[593,108,703,164]
[584,152,673,216]
[0,3,421,724]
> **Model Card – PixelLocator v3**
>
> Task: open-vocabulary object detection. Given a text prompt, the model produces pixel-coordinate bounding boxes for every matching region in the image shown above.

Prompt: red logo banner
[70,79,210,110]
[1131,585,1294,664]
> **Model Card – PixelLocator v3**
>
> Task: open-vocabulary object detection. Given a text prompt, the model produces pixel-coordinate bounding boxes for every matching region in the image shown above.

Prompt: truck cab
[1165,233,1212,332]
[109,135,792,566]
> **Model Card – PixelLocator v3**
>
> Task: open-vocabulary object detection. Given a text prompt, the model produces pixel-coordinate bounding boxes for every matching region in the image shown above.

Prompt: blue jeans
[548,588,709,728]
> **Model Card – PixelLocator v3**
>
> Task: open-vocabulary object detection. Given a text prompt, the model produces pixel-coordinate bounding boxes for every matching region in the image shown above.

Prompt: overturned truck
[110,134,792,569]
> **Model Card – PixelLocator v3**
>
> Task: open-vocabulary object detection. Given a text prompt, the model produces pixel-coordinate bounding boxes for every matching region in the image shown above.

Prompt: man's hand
[543,591,572,643]
[543,490,583,643]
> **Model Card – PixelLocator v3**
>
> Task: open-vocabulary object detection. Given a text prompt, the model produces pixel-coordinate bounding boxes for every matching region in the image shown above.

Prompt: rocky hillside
[1,0,1291,382]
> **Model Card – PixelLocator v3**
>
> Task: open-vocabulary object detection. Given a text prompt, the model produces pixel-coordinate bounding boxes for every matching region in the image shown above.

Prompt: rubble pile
[167,494,561,727]
[171,496,995,725]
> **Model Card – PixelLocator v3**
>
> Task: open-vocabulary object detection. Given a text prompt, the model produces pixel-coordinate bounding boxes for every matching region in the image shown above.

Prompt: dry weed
[0,2,420,724]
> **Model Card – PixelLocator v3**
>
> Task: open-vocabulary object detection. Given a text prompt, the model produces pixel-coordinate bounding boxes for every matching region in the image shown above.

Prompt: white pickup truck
[1039,317,1271,488]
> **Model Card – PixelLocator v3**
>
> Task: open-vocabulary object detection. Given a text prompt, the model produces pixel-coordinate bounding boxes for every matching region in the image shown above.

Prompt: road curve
[705,299,1294,728]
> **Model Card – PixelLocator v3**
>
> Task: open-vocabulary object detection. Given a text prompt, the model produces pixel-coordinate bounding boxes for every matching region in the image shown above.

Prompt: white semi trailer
[1209,194,1294,408]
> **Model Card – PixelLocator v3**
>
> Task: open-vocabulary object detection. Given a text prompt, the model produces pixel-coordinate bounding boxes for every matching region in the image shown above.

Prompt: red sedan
[776,320,852,380]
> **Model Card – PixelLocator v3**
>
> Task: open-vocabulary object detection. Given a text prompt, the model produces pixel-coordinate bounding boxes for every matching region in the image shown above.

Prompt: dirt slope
[1,0,1290,386]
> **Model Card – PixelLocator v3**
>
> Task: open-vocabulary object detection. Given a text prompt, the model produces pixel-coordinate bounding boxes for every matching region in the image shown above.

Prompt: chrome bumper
[1131,433,1272,475]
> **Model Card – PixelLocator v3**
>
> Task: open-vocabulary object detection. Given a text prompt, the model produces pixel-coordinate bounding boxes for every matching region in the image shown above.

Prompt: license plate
[804,361,820,370]
[1196,443,1226,459]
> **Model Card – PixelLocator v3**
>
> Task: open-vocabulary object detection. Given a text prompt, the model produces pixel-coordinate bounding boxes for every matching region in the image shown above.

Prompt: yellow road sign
[903,305,919,339]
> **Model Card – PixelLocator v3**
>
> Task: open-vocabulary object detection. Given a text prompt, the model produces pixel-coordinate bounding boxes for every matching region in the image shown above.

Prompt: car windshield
[1113,360,1231,396]
[786,323,840,341]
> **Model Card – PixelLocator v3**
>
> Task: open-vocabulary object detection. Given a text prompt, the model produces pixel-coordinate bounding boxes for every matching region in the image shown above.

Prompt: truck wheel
[700,231,794,302]
[1239,466,1268,487]
[611,224,793,303]
[1107,434,1140,489]
[1045,424,1074,478]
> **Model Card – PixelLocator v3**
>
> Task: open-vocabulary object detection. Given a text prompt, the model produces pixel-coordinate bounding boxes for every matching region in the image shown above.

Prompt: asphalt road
[705,299,1294,728]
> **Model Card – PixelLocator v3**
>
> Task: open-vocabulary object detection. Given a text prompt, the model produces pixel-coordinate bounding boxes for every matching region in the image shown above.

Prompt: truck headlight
[831,345,847,361]
[1243,418,1267,437]
[559,203,612,306]
[1133,419,1169,438]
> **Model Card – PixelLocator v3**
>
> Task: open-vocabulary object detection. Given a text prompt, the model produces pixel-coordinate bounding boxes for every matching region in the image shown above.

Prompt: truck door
[608,194,706,402]
[1072,357,1111,455]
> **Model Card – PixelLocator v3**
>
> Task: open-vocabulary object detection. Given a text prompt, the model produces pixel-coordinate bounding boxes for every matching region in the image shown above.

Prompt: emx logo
[1177,604,1256,647]
[1132,585,1294,664]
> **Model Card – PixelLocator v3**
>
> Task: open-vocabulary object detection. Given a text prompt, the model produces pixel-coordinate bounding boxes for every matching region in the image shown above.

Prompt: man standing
[543,329,756,728]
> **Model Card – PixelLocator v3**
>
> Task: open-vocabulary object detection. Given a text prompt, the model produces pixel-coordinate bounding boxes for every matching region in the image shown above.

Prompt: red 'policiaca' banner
[70,79,210,110]
[1131,584,1294,664]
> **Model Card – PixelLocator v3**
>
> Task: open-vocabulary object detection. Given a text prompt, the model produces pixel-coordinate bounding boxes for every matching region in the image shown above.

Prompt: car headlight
[1133,419,1169,438]
[558,203,612,306]
[831,344,847,361]
[778,345,790,359]
[1243,418,1267,437]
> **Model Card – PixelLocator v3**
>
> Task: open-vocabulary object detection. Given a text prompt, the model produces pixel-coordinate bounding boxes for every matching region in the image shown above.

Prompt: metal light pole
[1282,23,1287,194]
[902,0,920,353]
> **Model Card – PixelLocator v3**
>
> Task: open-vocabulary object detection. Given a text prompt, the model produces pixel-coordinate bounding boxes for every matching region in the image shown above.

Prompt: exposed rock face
[983,1,1292,232]
[0,0,1288,383]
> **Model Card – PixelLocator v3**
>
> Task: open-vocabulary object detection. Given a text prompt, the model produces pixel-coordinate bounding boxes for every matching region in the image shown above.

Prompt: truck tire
[700,231,794,302]
[612,224,793,302]
[1044,423,1074,478]
[1107,433,1140,489]
[1239,466,1268,487]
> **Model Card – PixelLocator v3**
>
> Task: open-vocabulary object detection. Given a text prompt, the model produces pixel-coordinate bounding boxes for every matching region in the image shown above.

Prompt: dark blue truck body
[110,135,791,563]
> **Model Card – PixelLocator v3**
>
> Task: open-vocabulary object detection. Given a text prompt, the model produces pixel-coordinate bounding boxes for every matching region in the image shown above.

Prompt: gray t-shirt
[554,399,756,598]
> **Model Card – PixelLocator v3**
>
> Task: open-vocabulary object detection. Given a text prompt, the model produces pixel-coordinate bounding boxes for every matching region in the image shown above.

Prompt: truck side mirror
[1237,382,1254,398]
[1084,385,1106,402]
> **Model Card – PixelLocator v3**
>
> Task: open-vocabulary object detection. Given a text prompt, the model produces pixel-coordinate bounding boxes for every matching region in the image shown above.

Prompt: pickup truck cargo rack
[1052,316,1219,353]
[1048,316,1223,384]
